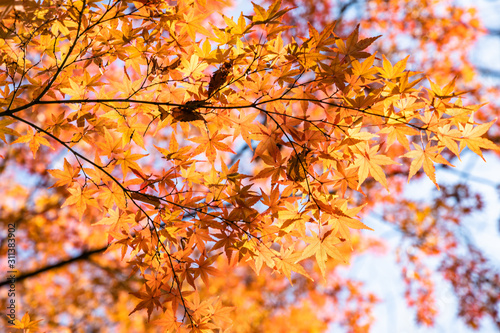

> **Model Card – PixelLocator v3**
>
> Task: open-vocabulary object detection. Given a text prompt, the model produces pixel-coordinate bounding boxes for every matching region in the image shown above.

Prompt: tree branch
[0,246,107,287]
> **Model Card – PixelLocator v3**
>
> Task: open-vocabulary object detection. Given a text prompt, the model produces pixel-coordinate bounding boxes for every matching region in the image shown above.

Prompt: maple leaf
[3,0,500,331]
[46,111,77,137]
[180,54,209,79]
[275,247,313,283]
[331,162,360,197]
[8,312,43,331]
[185,292,213,320]
[428,77,465,100]
[434,124,462,158]
[62,185,99,219]
[233,110,259,147]
[0,118,20,143]
[286,149,309,182]
[96,129,123,158]
[155,135,191,161]
[12,127,54,158]
[378,125,419,151]
[353,143,398,189]
[189,131,235,164]
[253,242,278,275]
[299,231,346,278]
[209,298,235,326]
[48,158,80,188]
[403,142,454,189]
[207,60,233,96]
[377,55,410,80]
[116,116,148,149]
[171,101,207,123]
[99,181,127,209]
[60,77,87,98]
[151,310,181,332]
[129,284,163,321]
[115,150,148,178]
[247,0,292,25]
[335,25,381,58]
[180,11,213,40]
[194,255,223,288]
[250,123,280,160]
[93,207,135,229]
[459,115,499,160]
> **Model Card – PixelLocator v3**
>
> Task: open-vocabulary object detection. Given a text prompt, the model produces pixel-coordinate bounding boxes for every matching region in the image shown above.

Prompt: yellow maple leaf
[353,143,398,189]
[403,142,454,189]
[115,150,148,178]
[275,247,313,284]
[459,115,499,161]
[298,231,346,279]
[8,312,43,331]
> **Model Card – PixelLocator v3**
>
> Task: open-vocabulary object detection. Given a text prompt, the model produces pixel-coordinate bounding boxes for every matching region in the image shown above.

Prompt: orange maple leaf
[129,284,163,321]
[12,127,54,158]
[194,255,223,288]
[48,158,80,188]
[151,310,181,332]
[62,185,99,219]
[189,131,235,163]
[115,150,148,178]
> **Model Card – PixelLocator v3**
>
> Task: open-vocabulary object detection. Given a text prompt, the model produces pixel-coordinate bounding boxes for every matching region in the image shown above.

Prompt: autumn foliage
[0,0,499,332]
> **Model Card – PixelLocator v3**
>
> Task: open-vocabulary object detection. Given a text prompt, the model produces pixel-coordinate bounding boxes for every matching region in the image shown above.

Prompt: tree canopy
[0,0,499,331]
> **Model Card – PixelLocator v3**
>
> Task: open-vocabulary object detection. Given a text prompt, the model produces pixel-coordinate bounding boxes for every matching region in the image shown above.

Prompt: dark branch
[0,246,107,287]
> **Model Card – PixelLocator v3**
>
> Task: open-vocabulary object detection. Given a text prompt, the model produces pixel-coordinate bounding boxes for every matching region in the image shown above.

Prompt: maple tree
[0,0,499,332]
